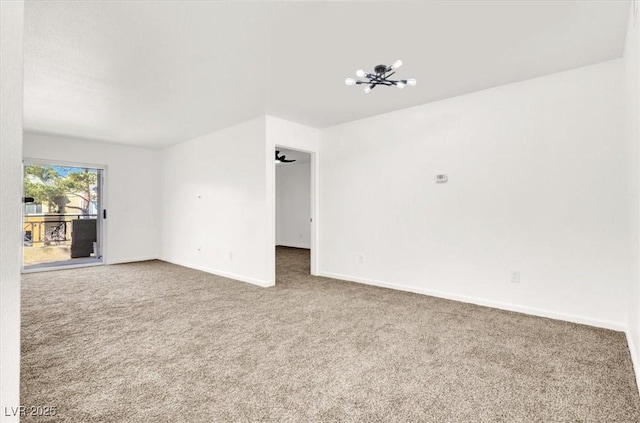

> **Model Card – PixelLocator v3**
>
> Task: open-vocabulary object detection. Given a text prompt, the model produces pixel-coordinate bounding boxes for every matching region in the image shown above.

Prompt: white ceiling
[24,1,630,149]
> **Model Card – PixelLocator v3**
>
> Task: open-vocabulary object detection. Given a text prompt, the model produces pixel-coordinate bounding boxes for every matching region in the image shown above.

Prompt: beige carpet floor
[21,247,640,422]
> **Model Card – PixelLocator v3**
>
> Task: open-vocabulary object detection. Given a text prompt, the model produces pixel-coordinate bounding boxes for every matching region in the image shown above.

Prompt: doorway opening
[22,160,105,271]
[275,147,312,279]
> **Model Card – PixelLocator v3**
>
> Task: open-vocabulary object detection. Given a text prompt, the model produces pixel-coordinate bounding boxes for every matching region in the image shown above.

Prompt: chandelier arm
[367,81,393,87]
[368,75,387,84]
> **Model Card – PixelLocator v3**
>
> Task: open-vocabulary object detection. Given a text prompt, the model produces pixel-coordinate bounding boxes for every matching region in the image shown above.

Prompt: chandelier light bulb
[407,78,417,86]
[397,82,405,89]
[345,78,356,86]
[391,59,403,70]
[364,86,372,94]
[356,69,366,78]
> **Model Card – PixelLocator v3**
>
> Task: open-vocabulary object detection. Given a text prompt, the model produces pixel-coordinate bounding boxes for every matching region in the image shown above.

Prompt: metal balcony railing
[23,214,97,246]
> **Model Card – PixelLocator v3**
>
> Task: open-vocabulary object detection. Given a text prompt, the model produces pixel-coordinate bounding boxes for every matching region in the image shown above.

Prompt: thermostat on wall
[435,174,448,183]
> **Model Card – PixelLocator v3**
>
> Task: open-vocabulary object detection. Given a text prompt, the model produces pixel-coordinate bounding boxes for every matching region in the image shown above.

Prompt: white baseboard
[627,330,640,394]
[107,256,158,265]
[276,242,311,249]
[159,257,274,288]
[317,271,626,332]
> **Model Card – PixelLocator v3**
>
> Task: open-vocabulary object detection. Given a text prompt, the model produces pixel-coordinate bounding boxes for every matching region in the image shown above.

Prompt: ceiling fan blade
[275,150,296,163]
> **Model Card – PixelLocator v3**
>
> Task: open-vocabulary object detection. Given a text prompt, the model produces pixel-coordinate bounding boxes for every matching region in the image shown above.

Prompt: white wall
[319,59,629,330]
[23,132,161,264]
[160,117,272,286]
[0,1,24,420]
[624,2,640,384]
[267,116,321,153]
[276,162,311,249]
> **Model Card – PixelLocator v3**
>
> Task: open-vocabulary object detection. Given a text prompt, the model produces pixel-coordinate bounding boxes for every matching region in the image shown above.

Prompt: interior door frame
[270,145,318,283]
[21,157,108,272]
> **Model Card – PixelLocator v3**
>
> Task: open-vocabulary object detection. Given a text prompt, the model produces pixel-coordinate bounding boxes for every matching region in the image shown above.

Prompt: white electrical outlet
[359,254,365,264]
[510,271,520,283]
[435,174,448,183]
[229,252,233,260]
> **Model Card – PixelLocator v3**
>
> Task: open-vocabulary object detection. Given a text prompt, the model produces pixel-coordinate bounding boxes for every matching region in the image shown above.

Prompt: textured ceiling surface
[24,1,630,148]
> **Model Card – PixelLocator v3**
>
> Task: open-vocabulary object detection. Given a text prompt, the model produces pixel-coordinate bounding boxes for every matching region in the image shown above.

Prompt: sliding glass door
[22,161,104,270]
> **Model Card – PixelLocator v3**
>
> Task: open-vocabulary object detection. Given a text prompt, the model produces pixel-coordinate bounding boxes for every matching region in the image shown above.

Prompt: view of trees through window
[24,164,98,215]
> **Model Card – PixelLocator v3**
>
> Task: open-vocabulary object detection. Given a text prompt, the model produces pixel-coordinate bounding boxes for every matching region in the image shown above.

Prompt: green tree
[23,165,66,213]
[24,165,98,215]
[60,169,97,215]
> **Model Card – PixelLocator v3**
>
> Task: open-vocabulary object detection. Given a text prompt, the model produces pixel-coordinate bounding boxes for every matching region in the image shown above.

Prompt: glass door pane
[23,163,103,270]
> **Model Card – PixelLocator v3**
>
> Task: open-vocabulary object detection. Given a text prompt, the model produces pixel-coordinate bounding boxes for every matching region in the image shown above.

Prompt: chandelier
[345,60,417,93]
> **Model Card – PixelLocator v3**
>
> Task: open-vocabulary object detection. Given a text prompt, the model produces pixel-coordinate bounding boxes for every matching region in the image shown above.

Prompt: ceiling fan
[275,150,296,163]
